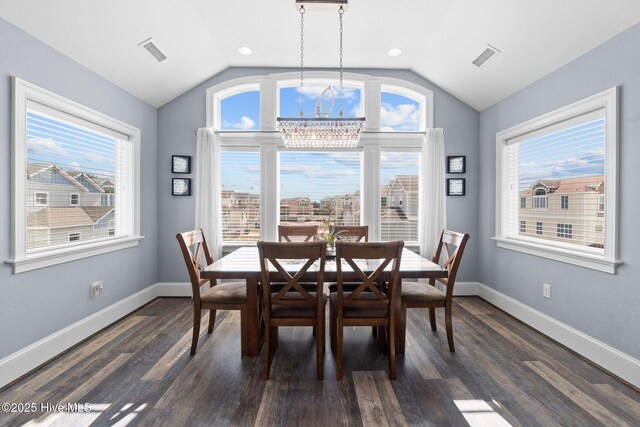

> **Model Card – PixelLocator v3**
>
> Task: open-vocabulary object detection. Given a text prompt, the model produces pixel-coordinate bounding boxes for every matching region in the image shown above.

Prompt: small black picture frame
[447,155,466,174]
[447,178,466,196]
[172,178,191,196]
[172,155,191,174]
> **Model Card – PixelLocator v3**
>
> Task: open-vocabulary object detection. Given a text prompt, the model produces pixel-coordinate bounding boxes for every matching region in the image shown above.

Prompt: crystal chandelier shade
[277,1,365,148]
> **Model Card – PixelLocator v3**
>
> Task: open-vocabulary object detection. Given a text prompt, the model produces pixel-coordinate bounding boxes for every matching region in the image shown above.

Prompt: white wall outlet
[543,283,551,299]
[90,281,103,298]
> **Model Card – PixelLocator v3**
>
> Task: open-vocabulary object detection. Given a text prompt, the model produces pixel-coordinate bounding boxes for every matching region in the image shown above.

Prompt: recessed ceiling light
[238,46,252,56]
[387,48,403,57]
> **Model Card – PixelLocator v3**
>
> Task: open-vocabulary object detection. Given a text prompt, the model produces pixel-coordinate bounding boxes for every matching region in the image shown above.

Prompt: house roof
[391,176,419,193]
[28,164,89,192]
[68,171,106,193]
[381,207,408,221]
[27,206,114,228]
[521,175,604,196]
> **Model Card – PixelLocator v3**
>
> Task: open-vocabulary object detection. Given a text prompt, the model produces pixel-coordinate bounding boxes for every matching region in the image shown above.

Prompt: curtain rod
[193,129,436,135]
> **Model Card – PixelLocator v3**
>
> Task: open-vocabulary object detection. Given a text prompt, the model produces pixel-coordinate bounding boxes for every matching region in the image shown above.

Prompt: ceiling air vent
[472,44,500,67]
[138,38,167,63]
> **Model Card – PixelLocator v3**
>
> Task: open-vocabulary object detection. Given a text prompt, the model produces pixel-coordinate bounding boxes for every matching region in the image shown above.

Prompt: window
[221,151,260,242]
[520,221,526,233]
[557,224,572,239]
[35,192,48,206]
[536,222,543,235]
[520,197,526,209]
[10,78,141,273]
[595,224,603,233]
[598,194,605,213]
[220,90,259,130]
[280,152,361,231]
[380,89,422,131]
[207,72,433,246]
[495,87,618,273]
[381,152,419,243]
[280,83,363,119]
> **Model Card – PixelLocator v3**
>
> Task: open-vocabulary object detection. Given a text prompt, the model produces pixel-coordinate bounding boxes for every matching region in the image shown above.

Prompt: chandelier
[277,0,365,148]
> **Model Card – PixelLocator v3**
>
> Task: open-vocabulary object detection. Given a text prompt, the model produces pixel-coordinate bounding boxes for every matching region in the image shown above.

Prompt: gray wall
[0,18,158,358]
[479,23,640,358]
[157,68,480,283]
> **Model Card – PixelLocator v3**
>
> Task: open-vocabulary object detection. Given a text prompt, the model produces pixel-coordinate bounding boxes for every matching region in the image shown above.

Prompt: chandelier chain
[299,5,305,117]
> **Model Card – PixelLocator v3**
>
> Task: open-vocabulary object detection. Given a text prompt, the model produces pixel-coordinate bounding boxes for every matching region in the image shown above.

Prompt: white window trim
[7,78,144,274]
[494,86,620,274]
[206,72,433,251]
[35,192,49,206]
[70,193,79,206]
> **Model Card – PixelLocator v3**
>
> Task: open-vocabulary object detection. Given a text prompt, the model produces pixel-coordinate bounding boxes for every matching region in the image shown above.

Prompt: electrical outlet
[543,283,551,299]
[90,281,103,298]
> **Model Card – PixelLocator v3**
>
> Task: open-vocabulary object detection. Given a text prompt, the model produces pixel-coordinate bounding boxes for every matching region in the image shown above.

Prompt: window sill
[492,237,621,274]
[6,236,145,274]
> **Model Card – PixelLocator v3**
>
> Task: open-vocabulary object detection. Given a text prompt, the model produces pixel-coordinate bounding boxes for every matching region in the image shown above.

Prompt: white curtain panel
[195,128,222,260]
[420,128,447,260]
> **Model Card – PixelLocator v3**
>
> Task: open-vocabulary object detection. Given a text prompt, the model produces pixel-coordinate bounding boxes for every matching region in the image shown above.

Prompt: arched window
[206,72,433,245]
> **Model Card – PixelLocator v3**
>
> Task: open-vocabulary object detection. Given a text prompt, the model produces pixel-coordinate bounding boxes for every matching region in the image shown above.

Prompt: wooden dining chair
[330,241,404,380]
[176,229,249,355]
[258,240,327,380]
[278,224,318,242]
[399,230,470,352]
[333,225,368,242]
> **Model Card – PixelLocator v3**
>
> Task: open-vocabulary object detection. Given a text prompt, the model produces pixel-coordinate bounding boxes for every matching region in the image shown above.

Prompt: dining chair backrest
[258,241,326,313]
[333,225,369,242]
[431,230,470,298]
[176,229,214,303]
[278,225,319,242]
[335,241,404,308]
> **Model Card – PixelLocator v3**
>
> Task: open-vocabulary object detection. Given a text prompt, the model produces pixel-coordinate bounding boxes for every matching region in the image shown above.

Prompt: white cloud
[281,163,355,179]
[380,103,419,131]
[84,152,107,163]
[226,116,256,129]
[27,137,68,156]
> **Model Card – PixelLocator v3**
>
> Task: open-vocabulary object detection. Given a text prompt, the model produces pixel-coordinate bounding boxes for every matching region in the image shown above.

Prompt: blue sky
[219,87,422,201]
[26,111,116,179]
[518,117,605,189]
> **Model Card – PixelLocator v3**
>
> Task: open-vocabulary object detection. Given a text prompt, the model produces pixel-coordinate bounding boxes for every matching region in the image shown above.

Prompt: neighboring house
[519,175,605,248]
[280,197,313,221]
[27,206,115,249]
[382,175,419,241]
[26,163,116,249]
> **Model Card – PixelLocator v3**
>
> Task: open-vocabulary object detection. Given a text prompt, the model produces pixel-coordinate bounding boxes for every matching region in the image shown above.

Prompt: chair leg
[372,326,377,338]
[190,306,201,355]
[316,311,324,380]
[330,304,337,352]
[336,317,343,381]
[397,304,407,354]
[429,307,437,332]
[445,304,455,352]
[208,309,216,333]
[312,326,317,337]
[388,319,396,380]
[262,323,271,381]
[240,307,248,356]
[375,326,386,348]
[270,326,279,350]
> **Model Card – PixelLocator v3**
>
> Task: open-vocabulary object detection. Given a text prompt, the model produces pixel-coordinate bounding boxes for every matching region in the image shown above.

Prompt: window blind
[504,110,606,252]
[25,109,131,251]
[380,151,420,243]
[221,151,261,242]
[279,151,361,238]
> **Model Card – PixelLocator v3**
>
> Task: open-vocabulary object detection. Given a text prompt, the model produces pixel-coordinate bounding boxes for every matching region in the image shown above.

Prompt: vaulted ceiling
[1,0,640,110]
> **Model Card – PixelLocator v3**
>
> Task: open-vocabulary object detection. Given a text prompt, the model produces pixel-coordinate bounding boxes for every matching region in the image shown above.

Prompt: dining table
[200,246,448,357]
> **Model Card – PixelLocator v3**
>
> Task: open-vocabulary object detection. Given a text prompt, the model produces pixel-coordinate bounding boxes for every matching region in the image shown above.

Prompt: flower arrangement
[320,206,346,247]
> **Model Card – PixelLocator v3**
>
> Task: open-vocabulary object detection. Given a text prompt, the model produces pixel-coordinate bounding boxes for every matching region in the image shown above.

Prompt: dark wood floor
[1,297,639,427]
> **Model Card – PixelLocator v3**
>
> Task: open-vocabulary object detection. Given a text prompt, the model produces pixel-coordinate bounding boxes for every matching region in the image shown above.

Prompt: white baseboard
[475,283,640,389]
[156,282,192,297]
